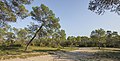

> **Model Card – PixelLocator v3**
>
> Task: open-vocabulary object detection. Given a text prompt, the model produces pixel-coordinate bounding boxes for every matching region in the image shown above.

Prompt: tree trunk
[98,36,101,49]
[98,40,101,49]
[25,24,43,51]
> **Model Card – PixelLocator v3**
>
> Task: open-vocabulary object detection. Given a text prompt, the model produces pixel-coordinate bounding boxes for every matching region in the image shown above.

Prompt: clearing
[1,47,120,61]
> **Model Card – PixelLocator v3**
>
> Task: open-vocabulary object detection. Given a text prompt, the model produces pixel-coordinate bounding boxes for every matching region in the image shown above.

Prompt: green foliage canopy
[0,0,33,22]
[88,0,120,15]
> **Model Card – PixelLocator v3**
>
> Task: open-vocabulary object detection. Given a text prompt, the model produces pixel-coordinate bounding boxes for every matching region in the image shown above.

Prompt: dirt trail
[53,48,115,61]
[1,48,116,61]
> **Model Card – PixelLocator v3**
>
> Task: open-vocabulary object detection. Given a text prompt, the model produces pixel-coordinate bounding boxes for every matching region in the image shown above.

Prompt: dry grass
[0,46,78,60]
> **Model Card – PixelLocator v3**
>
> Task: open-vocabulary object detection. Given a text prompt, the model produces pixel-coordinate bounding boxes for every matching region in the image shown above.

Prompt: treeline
[0,23,120,48]
[66,28,120,48]
[0,22,66,48]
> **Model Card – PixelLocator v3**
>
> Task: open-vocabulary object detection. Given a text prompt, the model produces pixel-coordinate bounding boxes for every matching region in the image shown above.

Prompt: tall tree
[91,28,105,49]
[25,4,61,51]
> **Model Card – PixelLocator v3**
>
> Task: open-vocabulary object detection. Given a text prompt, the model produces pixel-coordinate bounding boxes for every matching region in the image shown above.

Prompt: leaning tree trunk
[25,24,43,51]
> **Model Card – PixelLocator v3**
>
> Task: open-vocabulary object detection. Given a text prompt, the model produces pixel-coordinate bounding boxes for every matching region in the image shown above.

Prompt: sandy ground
[1,55,74,61]
[1,47,119,61]
[1,55,54,61]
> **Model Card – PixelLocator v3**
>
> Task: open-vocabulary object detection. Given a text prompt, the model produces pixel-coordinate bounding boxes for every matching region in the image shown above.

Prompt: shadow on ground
[48,48,120,61]
[94,51,120,61]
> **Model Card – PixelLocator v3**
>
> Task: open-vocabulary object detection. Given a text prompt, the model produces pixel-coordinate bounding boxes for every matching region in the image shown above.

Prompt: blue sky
[10,0,120,37]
